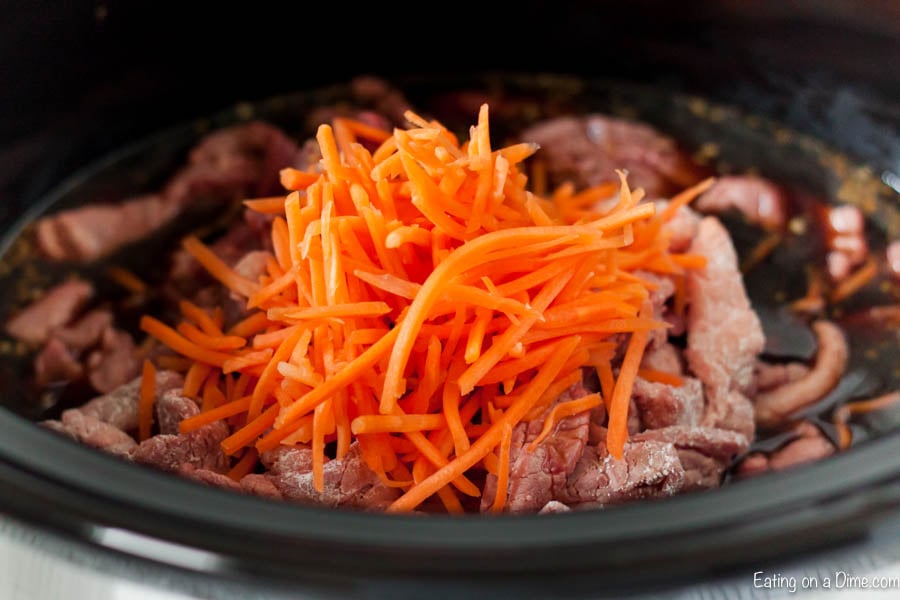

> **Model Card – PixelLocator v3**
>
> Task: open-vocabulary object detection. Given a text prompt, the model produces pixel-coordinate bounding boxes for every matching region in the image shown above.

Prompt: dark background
[1,0,898,213]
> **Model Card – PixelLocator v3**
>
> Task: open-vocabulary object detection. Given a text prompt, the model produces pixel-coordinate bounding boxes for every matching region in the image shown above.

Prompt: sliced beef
[823,205,867,281]
[86,327,142,394]
[888,241,900,281]
[481,382,591,513]
[684,217,764,440]
[156,389,200,435]
[35,195,177,262]
[52,309,113,351]
[240,474,284,500]
[79,369,184,431]
[641,342,683,375]
[754,321,848,428]
[263,443,398,510]
[130,421,230,473]
[632,376,704,429]
[694,176,786,230]
[34,337,84,386]
[636,271,675,349]
[633,426,748,491]
[738,421,835,476]
[44,410,137,456]
[558,440,685,507]
[523,115,702,199]
[752,360,810,394]
[5,280,93,345]
[178,465,242,492]
[165,122,300,206]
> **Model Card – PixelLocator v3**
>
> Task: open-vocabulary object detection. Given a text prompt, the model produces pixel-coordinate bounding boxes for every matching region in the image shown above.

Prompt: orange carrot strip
[248,326,306,422]
[182,362,213,399]
[248,267,299,309]
[606,310,652,459]
[226,312,270,338]
[636,368,685,387]
[226,448,258,481]
[276,327,400,429]
[830,257,878,302]
[221,403,279,455]
[138,360,156,442]
[350,414,446,434]
[490,423,513,513]
[659,177,716,222]
[243,197,286,214]
[222,348,273,374]
[177,322,247,350]
[156,355,192,372]
[141,316,233,367]
[387,335,580,512]
[457,270,572,395]
[280,168,319,191]
[107,266,147,294]
[179,395,251,434]
[182,236,258,297]
[527,393,602,451]
[268,301,391,321]
[179,300,223,336]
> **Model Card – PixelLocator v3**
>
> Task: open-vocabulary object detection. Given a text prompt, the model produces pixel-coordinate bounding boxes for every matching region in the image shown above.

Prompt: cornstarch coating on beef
[558,440,685,507]
[481,382,591,513]
[130,421,230,473]
[261,444,399,510]
[43,411,137,456]
[632,377,704,430]
[78,370,184,431]
[685,217,765,441]
[156,389,200,435]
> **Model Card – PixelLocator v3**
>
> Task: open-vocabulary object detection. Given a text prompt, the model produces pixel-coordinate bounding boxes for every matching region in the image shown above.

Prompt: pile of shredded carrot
[139,106,711,513]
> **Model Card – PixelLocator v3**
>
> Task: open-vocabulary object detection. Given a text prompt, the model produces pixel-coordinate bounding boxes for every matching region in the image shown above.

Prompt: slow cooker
[1,2,897,597]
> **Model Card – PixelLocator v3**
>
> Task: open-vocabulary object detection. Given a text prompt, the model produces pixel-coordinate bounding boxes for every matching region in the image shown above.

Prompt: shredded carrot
[222,349,273,374]
[606,306,652,459]
[351,414,446,434]
[740,232,782,273]
[243,197,286,214]
[138,360,156,442]
[830,257,879,302]
[182,236,259,298]
[528,393,602,451]
[179,300,224,336]
[177,322,247,350]
[226,448,258,481]
[142,105,697,511]
[107,266,148,294]
[280,168,320,191]
[636,368,684,387]
[490,423,513,513]
[182,362,213,398]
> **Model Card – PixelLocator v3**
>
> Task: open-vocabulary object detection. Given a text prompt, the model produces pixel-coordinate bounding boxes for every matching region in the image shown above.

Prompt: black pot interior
[0,74,898,589]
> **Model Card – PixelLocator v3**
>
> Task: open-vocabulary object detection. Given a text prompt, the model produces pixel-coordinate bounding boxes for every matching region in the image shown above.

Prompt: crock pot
[0,2,897,597]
